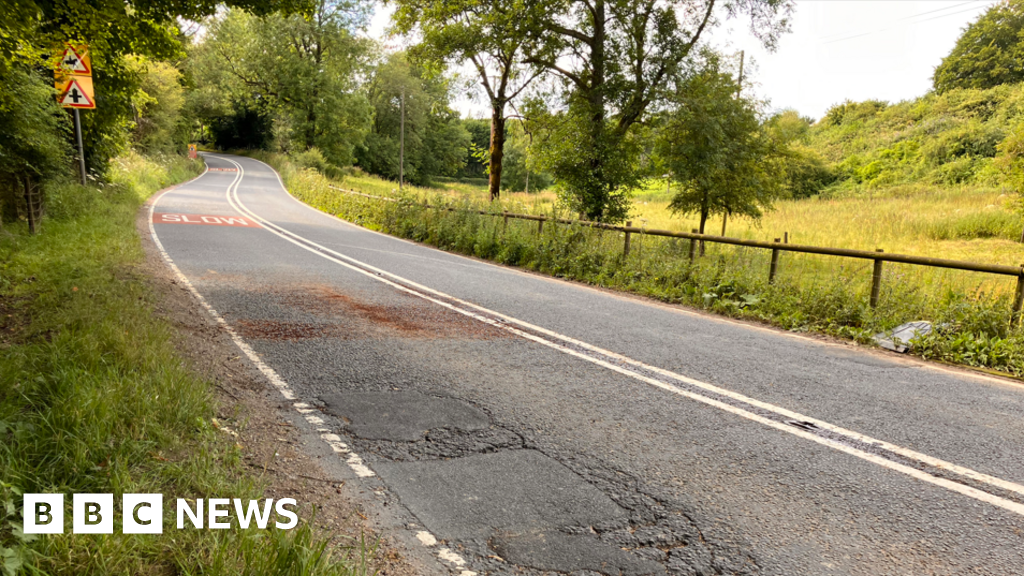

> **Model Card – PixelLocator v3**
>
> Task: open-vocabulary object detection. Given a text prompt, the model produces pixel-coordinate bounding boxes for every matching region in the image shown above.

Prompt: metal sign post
[74,109,86,185]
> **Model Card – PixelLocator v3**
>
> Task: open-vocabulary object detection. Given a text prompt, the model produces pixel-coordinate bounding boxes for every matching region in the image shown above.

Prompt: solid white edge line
[215,154,1024,519]
[157,155,476,570]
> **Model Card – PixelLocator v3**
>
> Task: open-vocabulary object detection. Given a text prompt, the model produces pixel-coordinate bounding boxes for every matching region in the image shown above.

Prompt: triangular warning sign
[60,45,90,75]
[60,78,95,109]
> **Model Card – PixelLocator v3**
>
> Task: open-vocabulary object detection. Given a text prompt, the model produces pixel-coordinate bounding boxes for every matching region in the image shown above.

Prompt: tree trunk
[488,105,506,201]
[23,174,36,235]
[584,0,607,220]
[698,207,708,256]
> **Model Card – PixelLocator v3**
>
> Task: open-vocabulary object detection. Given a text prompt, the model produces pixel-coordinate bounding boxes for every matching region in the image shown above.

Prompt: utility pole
[737,50,745,97]
[722,50,744,238]
[399,87,405,191]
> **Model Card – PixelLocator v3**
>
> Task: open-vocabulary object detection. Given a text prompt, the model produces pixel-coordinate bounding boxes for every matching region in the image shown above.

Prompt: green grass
[255,151,1024,378]
[0,152,372,576]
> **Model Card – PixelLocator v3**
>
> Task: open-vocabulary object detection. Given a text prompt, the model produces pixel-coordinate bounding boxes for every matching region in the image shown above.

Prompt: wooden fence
[327,185,1024,319]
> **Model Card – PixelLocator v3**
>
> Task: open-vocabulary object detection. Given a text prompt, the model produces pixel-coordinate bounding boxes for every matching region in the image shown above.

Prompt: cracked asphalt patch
[491,530,665,576]
[375,450,628,541]
[321,390,491,441]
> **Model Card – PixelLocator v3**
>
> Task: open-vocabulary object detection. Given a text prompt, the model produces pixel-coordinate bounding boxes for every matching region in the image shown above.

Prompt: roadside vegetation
[0,154,373,575]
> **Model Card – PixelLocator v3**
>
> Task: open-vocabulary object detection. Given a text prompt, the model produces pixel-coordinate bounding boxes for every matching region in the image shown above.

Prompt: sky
[367,0,1000,120]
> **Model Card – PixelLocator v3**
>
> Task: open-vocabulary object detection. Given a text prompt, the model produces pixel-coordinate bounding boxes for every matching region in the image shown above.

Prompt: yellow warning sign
[56,76,96,109]
[188,144,198,159]
[55,44,91,76]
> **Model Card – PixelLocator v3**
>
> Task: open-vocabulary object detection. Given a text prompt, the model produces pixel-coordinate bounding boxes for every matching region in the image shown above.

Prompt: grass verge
[255,151,1024,378]
[0,152,372,576]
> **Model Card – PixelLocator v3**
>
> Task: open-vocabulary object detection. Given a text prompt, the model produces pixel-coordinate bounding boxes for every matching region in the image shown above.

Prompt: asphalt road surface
[149,153,1024,576]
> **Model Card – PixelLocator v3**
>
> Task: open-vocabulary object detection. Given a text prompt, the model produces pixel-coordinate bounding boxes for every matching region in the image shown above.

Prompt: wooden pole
[688,229,698,264]
[721,212,728,236]
[623,221,632,257]
[769,238,781,283]
[23,174,36,235]
[1013,266,1024,324]
[399,88,405,191]
[737,51,745,96]
[870,249,885,308]
[537,218,544,235]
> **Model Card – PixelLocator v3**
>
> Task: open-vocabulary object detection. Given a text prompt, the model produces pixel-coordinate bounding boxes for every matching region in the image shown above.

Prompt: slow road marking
[153,213,261,227]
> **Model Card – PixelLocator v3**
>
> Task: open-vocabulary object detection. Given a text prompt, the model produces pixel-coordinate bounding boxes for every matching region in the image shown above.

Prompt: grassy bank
[257,151,1024,378]
[0,153,369,575]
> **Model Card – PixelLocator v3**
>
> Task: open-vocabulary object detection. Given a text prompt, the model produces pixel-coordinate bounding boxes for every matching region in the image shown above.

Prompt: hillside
[806,84,1024,199]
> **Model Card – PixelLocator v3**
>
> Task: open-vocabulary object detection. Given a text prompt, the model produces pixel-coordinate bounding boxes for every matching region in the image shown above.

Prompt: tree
[355,53,470,185]
[193,2,372,166]
[765,109,834,198]
[131,58,188,154]
[655,65,783,244]
[0,66,70,230]
[934,0,1024,93]
[522,0,790,221]
[2,0,309,177]
[392,0,542,200]
[500,121,551,192]
[996,121,1024,241]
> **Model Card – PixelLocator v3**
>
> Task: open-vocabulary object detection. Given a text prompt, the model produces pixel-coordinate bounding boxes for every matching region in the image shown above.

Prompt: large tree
[392,0,542,200]
[655,64,783,240]
[523,0,790,221]
[194,1,372,166]
[355,53,471,184]
[934,0,1024,94]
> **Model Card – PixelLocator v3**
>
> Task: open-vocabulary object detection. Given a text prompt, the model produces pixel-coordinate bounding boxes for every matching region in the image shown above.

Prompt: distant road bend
[150,153,1024,576]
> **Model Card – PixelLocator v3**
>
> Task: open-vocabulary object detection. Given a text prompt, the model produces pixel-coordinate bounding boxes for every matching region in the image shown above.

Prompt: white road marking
[151,158,460,572]
[438,548,467,566]
[213,154,1024,519]
[147,159,375,480]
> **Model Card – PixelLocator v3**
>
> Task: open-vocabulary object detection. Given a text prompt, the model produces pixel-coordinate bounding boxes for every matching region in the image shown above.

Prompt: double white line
[215,154,1024,519]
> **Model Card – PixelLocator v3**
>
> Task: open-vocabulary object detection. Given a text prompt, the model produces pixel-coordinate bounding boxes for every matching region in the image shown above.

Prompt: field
[334,172,1024,299]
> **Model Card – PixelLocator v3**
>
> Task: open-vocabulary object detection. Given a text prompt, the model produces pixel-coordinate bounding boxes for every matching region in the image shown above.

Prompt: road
[149,153,1024,576]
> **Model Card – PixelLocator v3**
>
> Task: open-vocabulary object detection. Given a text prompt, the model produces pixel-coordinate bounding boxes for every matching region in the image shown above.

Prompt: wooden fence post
[623,221,632,257]
[688,229,698,264]
[870,249,885,308]
[1013,266,1024,324]
[769,239,781,283]
[537,218,544,235]
[502,211,508,233]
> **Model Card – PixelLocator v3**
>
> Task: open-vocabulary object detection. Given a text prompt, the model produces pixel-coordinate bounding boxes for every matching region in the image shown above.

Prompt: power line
[817,0,982,41]
[819,1,994,45]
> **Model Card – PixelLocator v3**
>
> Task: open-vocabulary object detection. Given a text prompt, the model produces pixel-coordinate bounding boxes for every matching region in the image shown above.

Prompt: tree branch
[523,57,585,88]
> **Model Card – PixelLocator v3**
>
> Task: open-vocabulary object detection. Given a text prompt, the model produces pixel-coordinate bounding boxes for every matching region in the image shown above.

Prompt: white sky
[367,0,1000,120]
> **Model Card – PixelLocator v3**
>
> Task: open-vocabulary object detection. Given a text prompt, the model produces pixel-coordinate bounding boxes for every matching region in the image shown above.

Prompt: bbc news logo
[23,494,298,534]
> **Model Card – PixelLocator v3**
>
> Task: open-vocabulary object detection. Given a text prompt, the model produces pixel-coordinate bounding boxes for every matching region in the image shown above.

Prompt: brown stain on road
[229,282,510,342]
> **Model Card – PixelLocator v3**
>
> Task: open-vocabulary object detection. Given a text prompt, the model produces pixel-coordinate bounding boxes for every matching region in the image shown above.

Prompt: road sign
[188,144,197,159]
[53,43,93,185]
[56,44,91,76]
[57,77,95,109]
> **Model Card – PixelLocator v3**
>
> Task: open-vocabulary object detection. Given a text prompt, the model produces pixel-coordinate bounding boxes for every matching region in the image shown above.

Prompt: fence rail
[327,185,1024,319]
